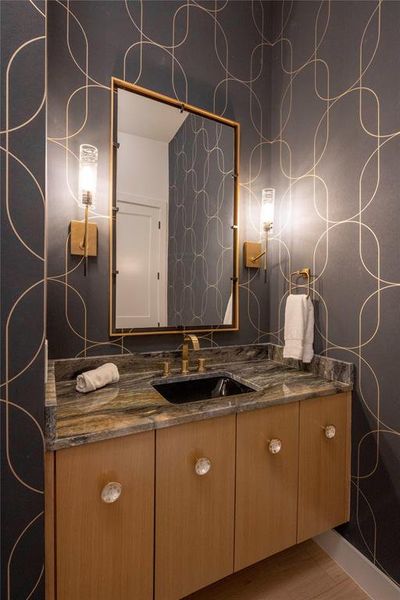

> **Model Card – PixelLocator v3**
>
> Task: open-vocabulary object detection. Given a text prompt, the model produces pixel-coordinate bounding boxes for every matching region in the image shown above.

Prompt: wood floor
[185,540,370,600]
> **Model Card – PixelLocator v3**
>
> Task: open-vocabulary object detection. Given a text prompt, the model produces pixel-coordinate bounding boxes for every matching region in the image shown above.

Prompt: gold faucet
[181,334,200,374]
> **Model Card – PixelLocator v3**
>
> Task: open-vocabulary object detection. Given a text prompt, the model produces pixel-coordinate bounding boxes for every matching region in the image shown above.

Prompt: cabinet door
[155,415,235,600]
[56,432,154,600]
[235,403,299,571]
[298,392,351,542]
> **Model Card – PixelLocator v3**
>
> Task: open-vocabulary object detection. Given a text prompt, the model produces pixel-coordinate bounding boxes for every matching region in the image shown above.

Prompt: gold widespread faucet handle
[162,361,171,377]
[181,359,189,375]
[198,358,206,373]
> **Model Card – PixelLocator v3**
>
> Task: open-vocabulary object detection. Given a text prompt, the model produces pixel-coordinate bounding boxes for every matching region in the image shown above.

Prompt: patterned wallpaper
[1,1,46,599]
[168,113,234,327]
[3,0,400,596]
[268,0,400,585]
[47,0,272,359]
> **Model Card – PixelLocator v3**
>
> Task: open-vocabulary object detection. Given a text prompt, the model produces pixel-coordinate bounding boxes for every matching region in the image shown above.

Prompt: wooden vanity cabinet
[155,415,236,600]
[47,392,351,600]
[235,402,299,571]
[55,431,154,600]
[297,392,351,542]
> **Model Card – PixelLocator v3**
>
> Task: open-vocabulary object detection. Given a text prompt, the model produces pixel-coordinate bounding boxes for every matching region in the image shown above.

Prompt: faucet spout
[181,334,200,371]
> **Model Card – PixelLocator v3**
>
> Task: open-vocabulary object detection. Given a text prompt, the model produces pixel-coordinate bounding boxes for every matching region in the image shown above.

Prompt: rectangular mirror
[110,78,239,336]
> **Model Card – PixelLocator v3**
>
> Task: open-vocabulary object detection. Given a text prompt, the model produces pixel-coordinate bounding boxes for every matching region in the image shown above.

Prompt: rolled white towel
[76,363,120,393]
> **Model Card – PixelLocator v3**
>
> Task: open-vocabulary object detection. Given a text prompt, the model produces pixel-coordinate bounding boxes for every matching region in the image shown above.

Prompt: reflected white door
[116,198,165,328]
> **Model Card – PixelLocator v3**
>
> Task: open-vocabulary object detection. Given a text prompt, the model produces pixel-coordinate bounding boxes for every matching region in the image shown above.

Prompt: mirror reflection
[111,81,239,334]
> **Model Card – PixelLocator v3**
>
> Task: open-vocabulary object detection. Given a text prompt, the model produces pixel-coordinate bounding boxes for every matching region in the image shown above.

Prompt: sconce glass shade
[261,188,275,230]
[78,144,98,208]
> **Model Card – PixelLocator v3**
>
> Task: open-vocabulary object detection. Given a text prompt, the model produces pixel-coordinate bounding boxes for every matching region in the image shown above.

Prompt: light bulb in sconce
[78,143,98,208]
[243,187,275,272]
[261,188,275,232]
[70,143,99,276]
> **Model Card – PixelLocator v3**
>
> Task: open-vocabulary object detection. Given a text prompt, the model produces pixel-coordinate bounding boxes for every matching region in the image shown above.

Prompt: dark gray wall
[0,1,46,598]
[268,0,400,585]
[47,0,272,358]
[168,113,234,327]
[4,0,398,594]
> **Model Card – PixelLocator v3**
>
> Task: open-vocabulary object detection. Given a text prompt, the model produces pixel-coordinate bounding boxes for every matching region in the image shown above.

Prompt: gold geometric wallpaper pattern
[2,0,400,597]
[268,0,400,584]
[46,0,272,357]
[46,0,400,585]
[1,1,46,598]
[168,112,234,327]
[46,0,400,584]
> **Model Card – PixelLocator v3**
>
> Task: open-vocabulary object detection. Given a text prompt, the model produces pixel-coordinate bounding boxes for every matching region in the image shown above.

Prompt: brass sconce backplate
[70,220,98,256]
[244,241,263,268]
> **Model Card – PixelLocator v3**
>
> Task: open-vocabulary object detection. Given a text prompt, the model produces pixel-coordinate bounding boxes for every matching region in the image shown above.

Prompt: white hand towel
[76,363,120,393]
[283,295,308,360]
[302,296,314,363]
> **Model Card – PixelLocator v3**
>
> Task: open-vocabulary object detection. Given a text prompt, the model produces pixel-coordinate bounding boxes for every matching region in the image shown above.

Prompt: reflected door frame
[116,191,168,328]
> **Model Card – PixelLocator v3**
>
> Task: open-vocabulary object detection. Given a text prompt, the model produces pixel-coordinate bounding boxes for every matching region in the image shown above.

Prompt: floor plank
[184,541,370,600]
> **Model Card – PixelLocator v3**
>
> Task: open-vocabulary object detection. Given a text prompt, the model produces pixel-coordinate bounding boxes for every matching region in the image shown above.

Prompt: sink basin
[152,374,256,404]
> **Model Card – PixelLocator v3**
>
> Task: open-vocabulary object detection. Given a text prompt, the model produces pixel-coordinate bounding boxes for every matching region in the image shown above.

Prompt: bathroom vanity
[45,345,352,600]
[43,79,353,600]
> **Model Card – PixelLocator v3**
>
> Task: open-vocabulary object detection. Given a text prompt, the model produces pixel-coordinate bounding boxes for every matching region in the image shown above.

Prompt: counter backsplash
[48,343,354,386]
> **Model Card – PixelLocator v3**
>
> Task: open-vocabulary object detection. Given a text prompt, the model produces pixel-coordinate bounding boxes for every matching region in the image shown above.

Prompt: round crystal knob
[268,439,282,454]
[195,457,211,476]
[101,482,122,503]
[324,425,336,439]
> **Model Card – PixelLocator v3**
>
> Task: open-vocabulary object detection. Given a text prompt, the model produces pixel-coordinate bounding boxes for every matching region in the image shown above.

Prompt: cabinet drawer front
[235,403,299,571]
[56,432,154,600]
[155,415,235,600]
[298,392,351,542]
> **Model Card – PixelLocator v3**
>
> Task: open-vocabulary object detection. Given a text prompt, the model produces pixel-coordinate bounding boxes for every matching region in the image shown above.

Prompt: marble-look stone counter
[46,344,353,451]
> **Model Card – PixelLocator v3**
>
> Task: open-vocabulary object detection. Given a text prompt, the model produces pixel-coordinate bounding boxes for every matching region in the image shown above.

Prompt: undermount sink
[152,374,256,404]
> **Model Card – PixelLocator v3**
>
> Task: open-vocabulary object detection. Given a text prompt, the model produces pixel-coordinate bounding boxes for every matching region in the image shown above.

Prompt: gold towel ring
[289,268,311,297]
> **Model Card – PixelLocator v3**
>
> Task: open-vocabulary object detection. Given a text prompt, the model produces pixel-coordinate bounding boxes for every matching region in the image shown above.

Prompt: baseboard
[313,530,400,600]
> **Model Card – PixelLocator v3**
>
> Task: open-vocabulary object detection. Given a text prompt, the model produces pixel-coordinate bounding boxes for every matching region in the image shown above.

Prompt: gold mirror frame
[109,77,240,336]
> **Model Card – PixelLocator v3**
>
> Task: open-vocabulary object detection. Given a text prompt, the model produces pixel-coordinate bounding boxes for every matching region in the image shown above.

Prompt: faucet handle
[162,361,171,377]
[181,359,189,375]
[198,358,206,373]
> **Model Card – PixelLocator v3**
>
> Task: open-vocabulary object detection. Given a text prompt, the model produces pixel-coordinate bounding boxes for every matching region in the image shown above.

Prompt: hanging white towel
[302,296,314,363]
[283,295,308,360]
[76,363,120,393]
[283,294,314,363]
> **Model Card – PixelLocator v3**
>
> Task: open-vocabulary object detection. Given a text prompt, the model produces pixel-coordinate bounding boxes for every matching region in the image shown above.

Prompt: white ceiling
[118,88,188,142]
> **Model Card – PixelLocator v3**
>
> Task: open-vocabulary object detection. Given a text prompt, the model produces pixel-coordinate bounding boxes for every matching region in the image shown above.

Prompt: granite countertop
[46,344,353,451]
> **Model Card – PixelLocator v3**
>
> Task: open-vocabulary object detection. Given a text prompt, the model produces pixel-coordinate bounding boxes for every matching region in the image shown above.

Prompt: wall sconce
[244,188,275,270]
[70,144,99,275]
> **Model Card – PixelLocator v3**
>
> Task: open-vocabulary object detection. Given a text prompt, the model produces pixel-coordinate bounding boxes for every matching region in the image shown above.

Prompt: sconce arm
[251,250,266,262]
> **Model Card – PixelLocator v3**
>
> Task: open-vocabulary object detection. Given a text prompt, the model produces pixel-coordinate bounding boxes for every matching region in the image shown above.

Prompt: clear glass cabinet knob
[101,482,122,503]
[268,438,282,454]
[324,425,336,439]
[195,457,211,476]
